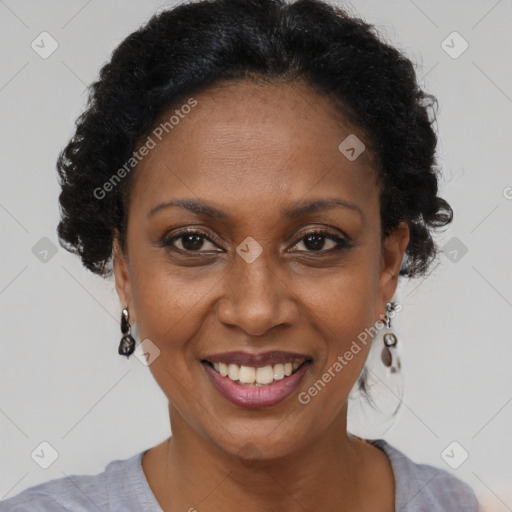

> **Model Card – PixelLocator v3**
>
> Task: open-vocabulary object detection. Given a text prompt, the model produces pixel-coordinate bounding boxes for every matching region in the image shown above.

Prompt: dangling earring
[380,301,401,374]
[118,305,136,358]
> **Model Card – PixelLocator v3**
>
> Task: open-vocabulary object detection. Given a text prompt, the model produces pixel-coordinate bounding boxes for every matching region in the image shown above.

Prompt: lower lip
[202,361,311,409]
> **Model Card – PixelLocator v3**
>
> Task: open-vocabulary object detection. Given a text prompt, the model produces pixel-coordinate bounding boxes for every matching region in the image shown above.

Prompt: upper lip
[201,350,312,368]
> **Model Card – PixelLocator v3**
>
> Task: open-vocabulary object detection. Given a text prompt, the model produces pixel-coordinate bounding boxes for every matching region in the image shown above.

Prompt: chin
[204,414,317,463]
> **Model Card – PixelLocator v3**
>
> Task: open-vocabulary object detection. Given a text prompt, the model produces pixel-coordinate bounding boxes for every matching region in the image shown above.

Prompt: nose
[215,249,299,337]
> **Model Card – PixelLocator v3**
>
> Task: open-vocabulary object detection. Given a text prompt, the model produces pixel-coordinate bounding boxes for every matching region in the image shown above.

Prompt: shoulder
[0,472,107,512]
[0,452,145,512]
[368,439,481,512]
[0,468,110,512]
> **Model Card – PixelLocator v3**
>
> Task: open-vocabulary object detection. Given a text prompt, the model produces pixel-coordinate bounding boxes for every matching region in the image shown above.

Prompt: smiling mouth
[201,359,311,387]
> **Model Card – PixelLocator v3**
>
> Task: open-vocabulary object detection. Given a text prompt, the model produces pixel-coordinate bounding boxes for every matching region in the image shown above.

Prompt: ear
[374,221,409,322]
[113,232,136,323]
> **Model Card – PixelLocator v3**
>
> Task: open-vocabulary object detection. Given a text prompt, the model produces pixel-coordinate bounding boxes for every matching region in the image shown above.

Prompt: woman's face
[114,80,409,459]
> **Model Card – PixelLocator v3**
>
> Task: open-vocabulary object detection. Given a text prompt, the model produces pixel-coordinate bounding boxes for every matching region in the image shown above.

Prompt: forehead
[130,80,378,217]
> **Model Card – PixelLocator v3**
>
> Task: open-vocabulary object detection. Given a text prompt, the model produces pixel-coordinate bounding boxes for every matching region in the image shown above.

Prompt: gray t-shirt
[0,438,480,511]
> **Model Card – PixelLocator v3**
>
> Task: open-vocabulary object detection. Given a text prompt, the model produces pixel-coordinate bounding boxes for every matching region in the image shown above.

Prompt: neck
[143,402,374,511]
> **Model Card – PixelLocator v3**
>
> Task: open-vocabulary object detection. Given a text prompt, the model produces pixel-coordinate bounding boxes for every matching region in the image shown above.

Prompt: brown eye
[177,233,207,251]
[290,229,351,253]
[162,229,221,253]
[298,233,336,251]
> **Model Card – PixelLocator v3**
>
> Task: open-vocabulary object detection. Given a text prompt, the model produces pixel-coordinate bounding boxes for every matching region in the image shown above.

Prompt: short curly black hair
[56,0,452,281]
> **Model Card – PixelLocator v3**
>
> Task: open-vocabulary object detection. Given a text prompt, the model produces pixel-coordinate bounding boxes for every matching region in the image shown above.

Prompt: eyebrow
[147,197,364,222]
[283,197,364,221]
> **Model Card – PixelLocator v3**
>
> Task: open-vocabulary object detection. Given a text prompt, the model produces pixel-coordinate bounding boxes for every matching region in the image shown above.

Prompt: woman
[0,0,481,510]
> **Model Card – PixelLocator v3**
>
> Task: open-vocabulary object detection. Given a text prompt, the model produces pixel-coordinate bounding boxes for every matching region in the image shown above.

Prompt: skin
[113,79,409,511]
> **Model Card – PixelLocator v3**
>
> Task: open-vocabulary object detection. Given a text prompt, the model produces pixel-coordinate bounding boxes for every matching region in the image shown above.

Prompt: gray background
[1,0,511,509]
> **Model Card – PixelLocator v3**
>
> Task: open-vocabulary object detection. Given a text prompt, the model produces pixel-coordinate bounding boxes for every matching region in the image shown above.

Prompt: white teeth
[209,360,306,385]
[228,363,239,380]
[256,365,274,384]
[218,362,228,377]
[273,364,285,380]
[239,365,256,384]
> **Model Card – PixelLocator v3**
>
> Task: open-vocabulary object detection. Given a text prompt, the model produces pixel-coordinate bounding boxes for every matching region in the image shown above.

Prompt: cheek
[294,297,374,430]
[128,238,217,331]
[296,253,379,401]
[302,252,380,341]
[128,265,213,414]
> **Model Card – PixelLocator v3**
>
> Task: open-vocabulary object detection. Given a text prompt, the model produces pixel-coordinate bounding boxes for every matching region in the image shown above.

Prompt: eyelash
[161,227,352,255]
